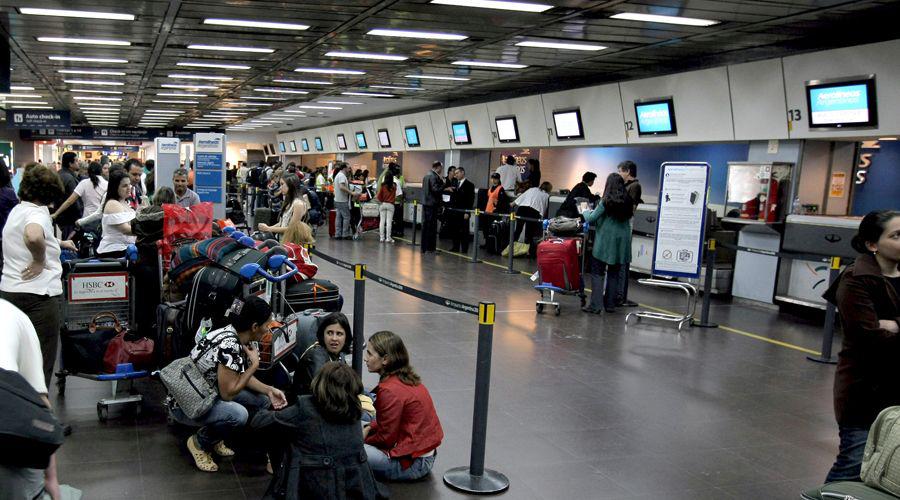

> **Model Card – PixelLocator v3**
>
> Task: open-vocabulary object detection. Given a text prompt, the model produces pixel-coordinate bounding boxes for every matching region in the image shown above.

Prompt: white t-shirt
[73,177,108,217]
[495,164,517,192]
[333,171,350,203]
[0,202,63,297]
[0,299,47,394]
[515,187,550,217]
[98,205,136,254]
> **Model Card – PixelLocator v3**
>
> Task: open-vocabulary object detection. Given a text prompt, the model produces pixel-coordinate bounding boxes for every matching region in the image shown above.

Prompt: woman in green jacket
[582,173,633,314]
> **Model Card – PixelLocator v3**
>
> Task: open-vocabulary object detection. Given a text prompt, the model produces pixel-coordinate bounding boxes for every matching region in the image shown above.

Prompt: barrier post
[808,257,841,364]
[504,213,516,274]
[411,201,419,246]
[693,239,718,328]
[352,263,366,375]
[444,302,510,494]
[471,209,480,264]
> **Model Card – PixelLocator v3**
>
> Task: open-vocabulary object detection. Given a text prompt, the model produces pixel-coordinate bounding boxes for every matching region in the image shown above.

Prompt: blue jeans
[826,425,869,483]
[174,390,270,451]
[335,201,352,238]
[364,444,435,481]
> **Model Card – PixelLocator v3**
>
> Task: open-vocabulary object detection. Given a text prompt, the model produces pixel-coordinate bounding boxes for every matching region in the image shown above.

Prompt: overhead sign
[652,162,711,279]
[67,272,129,302]
[6,109,71,128]
[19,127,221,141]
[68,145,140,152]
[193,132,226,218]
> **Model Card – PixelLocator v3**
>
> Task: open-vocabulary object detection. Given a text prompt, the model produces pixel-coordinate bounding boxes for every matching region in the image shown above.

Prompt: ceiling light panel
[230,102,272,106]
[63,79,125,86]
[238,96,286,100]
[73,96,122,101]
[318,100,362,105]
[325,51,408,61]
[69,89,124,94]
[254,88,309,94]
[272,79,332,85]
[168,74,232,81]
[452,60,527,69]
[176,62,251,70]
[37,37,131,46]
[430,0,552,13]
[161,84,219,90]
[404,74,470,81]
[341,92,393,97]
[9,105,52,109]
[610,12,719,26]
[20,7,135,20]
[0,93,42,98]
[188,44,274,54]
[297,105,342,110]
[58,69,127,75]
[294,67,365,75]
[49,56,128,64]
[370,85,424,91]
[366,28,467,41]
[152,100,200,104]
[203,18,309,31]
[10,86,35,91]
[157,92,206,97]
[2,100,48,105]
[516,40,606,51]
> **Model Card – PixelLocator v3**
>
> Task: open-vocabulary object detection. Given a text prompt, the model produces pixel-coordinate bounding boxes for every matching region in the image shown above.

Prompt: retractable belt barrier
[306,244,509,494]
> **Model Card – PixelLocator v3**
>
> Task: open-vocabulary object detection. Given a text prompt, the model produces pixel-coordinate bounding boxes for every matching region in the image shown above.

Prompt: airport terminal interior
[1,1,900,499]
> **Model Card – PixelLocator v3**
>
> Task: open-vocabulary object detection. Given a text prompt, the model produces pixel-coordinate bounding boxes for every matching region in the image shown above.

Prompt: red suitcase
[328,209,336,238]
[536,237,582,291]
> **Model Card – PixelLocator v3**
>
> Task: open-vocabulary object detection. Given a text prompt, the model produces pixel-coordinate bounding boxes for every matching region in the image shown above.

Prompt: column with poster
[652,162,711,278]
[154,137,180,193]
[193,133,226,218]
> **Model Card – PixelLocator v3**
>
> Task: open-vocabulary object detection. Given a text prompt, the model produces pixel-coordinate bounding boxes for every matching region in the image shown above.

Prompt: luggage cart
[625,279,699,331]
[57,256,147,421]
[534,222,589,315]
[354,202,381,240]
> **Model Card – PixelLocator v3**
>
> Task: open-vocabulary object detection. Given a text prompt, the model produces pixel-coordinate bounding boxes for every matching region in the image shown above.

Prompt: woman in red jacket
[363,331,443,481]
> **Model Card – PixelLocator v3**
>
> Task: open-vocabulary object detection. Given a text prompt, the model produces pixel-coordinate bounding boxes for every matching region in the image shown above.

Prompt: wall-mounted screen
[279,142,286,153]
[377,129,391,148]
[263,144,270,156]
[495,116,519,143]
[355,131,367,149]
[289,140,297,152]
[314,137,323,151]
[301,138,309,152]
[552,109,584,140]
[405,126,420,147]
[635,97,677,136]
[451,121,471,145]
[268,144,277,155]
[806,75,877,129]
[336,133,347,150]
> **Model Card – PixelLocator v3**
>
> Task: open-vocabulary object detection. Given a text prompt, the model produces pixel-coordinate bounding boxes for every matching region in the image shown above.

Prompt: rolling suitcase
[328,209,337,238]
[185,267,266,337]
[801,481,898,499]
[155,301,188,364]
[284,279,341,313]
[485,219,509,255]
[536,237,582,291]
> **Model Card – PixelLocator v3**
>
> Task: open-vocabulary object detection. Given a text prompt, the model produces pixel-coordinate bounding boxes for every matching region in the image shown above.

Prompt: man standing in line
[421,161,445,254]
[617,160,642,307]
[495,155,517,192]
[55,152,81,240]
[173,168,201,208]
[332,162,357,240]
[125,159,144,210]
[449,167,475,254]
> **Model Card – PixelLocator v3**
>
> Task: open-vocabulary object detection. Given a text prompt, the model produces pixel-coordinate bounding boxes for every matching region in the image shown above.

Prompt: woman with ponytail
[363,331,443,481]
[823,210,900,483]
[51,161,107,221]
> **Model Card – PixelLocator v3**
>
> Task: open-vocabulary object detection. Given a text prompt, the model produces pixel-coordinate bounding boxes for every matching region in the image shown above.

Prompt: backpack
[0,369,65,469]
[862,406,900,495]
[248,166,264,187]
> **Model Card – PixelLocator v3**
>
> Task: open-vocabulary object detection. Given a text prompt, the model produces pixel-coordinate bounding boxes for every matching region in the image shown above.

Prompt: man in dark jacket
[616,160,642,307]
[556,172,599,218]
[55,152,82,240]
[421,161,445,254]
[448,167,475,253]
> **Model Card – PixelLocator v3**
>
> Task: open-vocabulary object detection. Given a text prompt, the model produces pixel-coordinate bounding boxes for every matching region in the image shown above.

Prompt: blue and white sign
[652,162,710,279]
[193,133,226,218]
[809,84,869,125]
[154,137,181,194]
[636,102,674,134]
[6,109,70,128]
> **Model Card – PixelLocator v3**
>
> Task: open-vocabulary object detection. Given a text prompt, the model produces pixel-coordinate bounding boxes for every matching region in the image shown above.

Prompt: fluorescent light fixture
[610,12,720,26]
[516,40,606,51]
[82,112,120,116]
[282,110,307,114]
[185,125,218,128]
[231,102,272,106]
[430,0,552,13]
[63,79,125,86]
[297,105,342,110]
[161,84,218,90]
[177,61,251,70]
[325,51,407,61]
[37,37,130,46]
[203,18,309,31]
[878,137,898,141]
[58,69,127,75]
[272,78,332,85]
[10,86,35,91]
[238,96,286,100]
[294,67,365,75]
[20,7,135,20]
[340,92,393,97]
[0,93,42,98]
[318,100,362,104]
[370,85,424,91]
[9,105,52,109]
[2,100,49,105]
[73,96,122,101]
[49,56,128,63]
[152,100,200,104]
[187,44,274,54]
[157,92,206,97]
[452,60,527,69]
[78,107,120,111]
[366,28,467,41]
[70,89,123,94]
[404,74,469,81]
[144,110,184,114]
[168,73,232,81]
[208,112,247,115]
[254,88,309,94]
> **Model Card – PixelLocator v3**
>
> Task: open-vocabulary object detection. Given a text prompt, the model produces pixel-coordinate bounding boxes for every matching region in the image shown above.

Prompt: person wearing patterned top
[180,296,288,472]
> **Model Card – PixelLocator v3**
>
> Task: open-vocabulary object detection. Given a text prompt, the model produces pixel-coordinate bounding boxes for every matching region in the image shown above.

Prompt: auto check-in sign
[68,273,128,302]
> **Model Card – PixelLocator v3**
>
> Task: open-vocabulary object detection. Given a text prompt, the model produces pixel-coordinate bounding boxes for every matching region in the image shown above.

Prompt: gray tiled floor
[50,229,841,499]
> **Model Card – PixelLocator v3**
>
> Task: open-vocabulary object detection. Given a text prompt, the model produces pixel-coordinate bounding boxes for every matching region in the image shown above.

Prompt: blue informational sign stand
[193,133,226,218]
[154,137,180,193]
[651,162,711,279]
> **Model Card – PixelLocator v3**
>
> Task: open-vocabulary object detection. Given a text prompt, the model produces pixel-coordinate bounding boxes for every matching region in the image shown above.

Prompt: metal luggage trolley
[354,201,381,240]
[57,255,146,421]
[625,278,699,331]
[534,221,589,316]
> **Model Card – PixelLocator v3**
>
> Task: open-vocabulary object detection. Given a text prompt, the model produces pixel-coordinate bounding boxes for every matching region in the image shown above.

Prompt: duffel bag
[0,369,64,469]
[547,216,582,236]
[61,312,126,374]
[284,279,341,313]
[862,405,900,495]
[156,301,188,365]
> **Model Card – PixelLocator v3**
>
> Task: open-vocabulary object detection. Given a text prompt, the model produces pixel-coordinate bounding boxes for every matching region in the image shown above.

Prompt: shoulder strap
[298,342,319,362]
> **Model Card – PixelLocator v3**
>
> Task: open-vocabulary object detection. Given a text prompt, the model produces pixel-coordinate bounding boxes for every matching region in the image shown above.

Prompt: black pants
[513,206,542,256]
[422,205,439,253]
[450,212,470,253]
[1,292,60,387]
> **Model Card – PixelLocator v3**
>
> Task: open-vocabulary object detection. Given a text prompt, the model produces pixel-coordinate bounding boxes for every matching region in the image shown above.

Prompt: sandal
[187,435,218,472]
[214,441,235,457]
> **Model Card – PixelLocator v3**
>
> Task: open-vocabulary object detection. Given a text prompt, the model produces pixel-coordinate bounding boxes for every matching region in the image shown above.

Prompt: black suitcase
[485,219,510,255]
[155,300,189,364]
[254,207,275,227]
[186,267,249,337]
[284,279,341,314]
[391,202,404,237]
[226,195,246,224]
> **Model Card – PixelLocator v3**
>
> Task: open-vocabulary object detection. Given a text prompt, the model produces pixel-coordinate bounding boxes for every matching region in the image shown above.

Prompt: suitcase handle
[239,258,299,283]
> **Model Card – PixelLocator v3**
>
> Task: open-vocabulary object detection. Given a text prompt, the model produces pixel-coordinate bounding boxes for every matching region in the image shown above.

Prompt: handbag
[61,311,126,374]
[158,329,235,420]
[103,321,155,373]
[0,369,64,469]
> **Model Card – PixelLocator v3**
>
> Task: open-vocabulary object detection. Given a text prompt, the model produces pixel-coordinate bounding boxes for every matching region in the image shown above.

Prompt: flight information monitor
[405,126,420,147]
[279,142,286,153]
[451,121,471,145]
[495,116,520,143]
[289,140,297,152]
[378,129,391,148]
[314,137,323,151]
[635,97,677,136]
[355,131,367,149]
[552,109,585,140]
[336,133,347,150]
[301,138,309,152]
[806,75,877,129]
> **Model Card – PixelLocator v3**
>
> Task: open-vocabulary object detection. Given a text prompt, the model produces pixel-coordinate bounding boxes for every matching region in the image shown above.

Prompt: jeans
[826,425,869,483]
[378,203,395,240]
[587,257,621,311]
[1,292,60,387]
[422,205,438,253]
[616,262,631,304]
[364,445,436,481]
[174,389,270,451]
[334,201,352,238]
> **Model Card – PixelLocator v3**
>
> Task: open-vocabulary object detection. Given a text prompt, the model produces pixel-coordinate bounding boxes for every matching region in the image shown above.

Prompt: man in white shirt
[495,155,518,192]
[173,168,201,208]
[511,181,553,257]
[332,162,357,239]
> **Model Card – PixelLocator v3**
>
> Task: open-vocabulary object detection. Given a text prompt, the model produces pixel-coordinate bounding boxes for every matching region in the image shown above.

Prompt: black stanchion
[693,239,719,328]
[471,210,480,264]
[352,263,366,375]
[504,213,516,274]
[411,201,419,247]
[444,302,509,494]
[808,257,841,364]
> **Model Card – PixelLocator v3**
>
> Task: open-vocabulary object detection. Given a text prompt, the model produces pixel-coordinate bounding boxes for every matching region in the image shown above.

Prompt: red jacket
[365,375,443,463]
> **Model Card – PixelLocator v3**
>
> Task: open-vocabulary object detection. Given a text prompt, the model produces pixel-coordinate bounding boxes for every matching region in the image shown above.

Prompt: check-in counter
[775,215,861,309]
[726,218,783,303]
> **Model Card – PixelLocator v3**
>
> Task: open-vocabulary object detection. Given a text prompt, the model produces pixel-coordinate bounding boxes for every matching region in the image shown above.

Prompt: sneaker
[386,238,395,243]
[620,300,639,307]
[213,441,235,457]
[187,435,218,472]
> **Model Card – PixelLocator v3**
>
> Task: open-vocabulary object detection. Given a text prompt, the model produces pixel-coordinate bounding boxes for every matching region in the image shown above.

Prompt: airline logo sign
[157,138,179,154]
[195,134,224,153]
[68,273,129,302]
